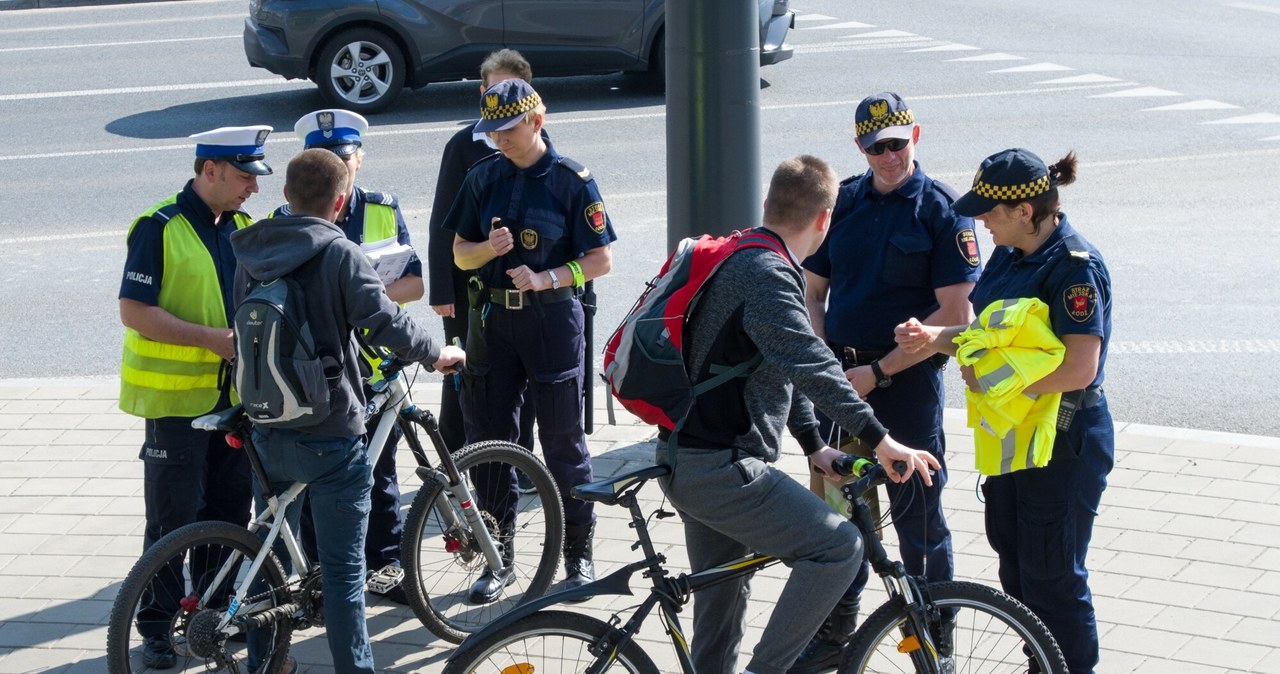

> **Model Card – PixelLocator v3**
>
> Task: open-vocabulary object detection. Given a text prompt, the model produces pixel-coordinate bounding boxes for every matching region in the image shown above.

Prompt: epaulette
[467,151,501,172]
[1062,232,1091,264]
[362,190,398,208]
[557,156,592,182]
[270,204,291,218]
[839,173,865,187]
[151,202,182,225]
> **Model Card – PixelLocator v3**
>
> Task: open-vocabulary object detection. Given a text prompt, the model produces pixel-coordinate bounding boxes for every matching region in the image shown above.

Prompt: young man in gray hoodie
[230,149,464,673]
[656,155,939,674]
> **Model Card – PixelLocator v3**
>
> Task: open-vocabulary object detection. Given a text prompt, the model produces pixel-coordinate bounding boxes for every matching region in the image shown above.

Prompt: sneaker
[141,634,176,669]
[516,470,537,495]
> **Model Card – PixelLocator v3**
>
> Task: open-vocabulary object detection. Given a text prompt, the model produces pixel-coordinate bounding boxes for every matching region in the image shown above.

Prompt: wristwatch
[547,269,561,290]
[870,360,893,389]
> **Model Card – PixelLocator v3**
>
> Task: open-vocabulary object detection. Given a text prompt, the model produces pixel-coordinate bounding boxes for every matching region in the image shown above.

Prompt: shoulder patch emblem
[956,229,980,267]
[520,228,539,250]
[1063,284,1097,323]
[584,201,606,234]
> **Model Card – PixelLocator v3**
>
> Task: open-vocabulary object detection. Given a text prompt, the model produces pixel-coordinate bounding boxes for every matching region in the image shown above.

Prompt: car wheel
[646,29,666,92]
[315,28,406,114]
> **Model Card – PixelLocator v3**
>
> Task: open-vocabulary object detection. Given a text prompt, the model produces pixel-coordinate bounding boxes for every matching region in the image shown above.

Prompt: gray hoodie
[231,214,441,437]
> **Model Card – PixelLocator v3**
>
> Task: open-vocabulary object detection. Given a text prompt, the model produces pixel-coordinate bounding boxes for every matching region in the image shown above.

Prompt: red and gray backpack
[602,229,789,457]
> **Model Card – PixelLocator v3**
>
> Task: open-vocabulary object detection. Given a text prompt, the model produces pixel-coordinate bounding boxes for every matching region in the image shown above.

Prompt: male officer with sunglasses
[790,92,981,674]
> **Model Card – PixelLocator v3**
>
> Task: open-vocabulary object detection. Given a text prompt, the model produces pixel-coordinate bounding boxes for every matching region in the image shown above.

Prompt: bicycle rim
[841,581,1068,674]
[442,610,659,674]
[106,521,292,674]
[402,439,564,643]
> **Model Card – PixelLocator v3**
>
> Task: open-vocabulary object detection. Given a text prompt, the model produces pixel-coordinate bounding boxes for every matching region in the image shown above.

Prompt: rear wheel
[106,521,292,674]
[442,610,659,674]
[402,440,564,643]
[840,581,1068,674]
[314,28,406,114]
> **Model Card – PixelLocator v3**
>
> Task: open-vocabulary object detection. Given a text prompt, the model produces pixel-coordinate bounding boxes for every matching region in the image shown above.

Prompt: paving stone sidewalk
[0,377,1277,673]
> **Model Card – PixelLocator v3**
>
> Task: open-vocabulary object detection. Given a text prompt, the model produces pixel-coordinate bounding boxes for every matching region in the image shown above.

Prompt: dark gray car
[244,0,794,114]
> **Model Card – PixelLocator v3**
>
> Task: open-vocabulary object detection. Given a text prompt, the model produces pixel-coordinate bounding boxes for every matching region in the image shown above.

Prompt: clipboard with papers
[361,237,416,287]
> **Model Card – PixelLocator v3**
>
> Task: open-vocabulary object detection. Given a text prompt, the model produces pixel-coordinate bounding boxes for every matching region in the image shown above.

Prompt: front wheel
[402,440,564,643]
[314,28,406,114]
[105,521,292,674]
[840,581,1068,674]
[443,610,659,674]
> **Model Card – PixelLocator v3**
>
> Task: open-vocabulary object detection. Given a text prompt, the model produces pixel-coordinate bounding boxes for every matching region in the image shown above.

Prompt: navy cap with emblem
[475,79,543,134]
[190,125,273,175]
[294,109,368,157]
[953,148,1053,217]
[854,92,916,151]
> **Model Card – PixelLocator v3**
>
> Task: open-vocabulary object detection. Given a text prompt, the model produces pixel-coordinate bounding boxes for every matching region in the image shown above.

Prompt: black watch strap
[870,360,892,388]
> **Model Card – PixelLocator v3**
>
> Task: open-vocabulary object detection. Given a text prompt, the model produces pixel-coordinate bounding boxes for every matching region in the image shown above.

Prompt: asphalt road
[1,0,1278,435]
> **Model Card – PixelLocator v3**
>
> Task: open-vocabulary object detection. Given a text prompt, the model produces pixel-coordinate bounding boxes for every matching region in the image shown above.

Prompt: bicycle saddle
[571,464,671,506]
[191,404,246,432]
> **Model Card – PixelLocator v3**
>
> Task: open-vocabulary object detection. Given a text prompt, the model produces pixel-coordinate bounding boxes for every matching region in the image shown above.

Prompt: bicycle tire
[106,521,293,674]
[442,610,660,674]
[840,580,1068,674]
[402,439,564,643]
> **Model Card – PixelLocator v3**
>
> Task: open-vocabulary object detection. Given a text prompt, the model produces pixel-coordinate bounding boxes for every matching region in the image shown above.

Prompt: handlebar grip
[892,460,907,478]
[832,454,875,477]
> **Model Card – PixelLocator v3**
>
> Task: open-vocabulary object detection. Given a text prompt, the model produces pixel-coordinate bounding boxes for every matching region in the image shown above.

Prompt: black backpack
[232,268,340,428]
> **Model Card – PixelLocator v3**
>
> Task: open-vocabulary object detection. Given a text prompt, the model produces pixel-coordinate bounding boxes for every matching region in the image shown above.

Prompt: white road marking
[1144,100,1240,111]
[1225,2,1280,15]
[1090,86,1182,98]
[0,79,306,103]
[800,20,876,29]
[946,52,1025,62]
[908,43,980,52]
[793,13,839,21]
[1203,112,1280,124]
[841,29,919,38]
[1036,74,1123,85]
[0,35,238,54]
[796,39,936,53]
[1110,340,1280,354]
[989,62,1074,74]
[1263,135,1280,141]
[0,13,244,34]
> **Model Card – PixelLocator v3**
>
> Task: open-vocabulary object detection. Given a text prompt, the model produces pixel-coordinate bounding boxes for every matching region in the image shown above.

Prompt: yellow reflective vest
[119,198,251,419]
[954,297,1065,476]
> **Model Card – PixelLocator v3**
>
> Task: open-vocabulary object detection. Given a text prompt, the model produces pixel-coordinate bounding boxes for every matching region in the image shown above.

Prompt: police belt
[1069,386,1105,410]
[837,345,948,370]
[488,286,576,310]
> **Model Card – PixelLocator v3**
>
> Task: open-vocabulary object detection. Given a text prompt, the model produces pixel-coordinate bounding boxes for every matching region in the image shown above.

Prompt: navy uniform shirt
[970,214,1112,388]
[803,163,981,349]
[119,179,242,322]
[272,186,423,278]
[442,139,617,290]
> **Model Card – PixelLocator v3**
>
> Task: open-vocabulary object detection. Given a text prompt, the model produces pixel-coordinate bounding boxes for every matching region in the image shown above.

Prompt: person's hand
[488,219,514,256]
[894,318,939,354]
[432,345,466,375]
[846,365,875,397]
[808,446,846,481]
[210,328,235,361]
[431,303,455,318]
[506,265,546,292]
[872,435,940,486]
[960,364,980,392]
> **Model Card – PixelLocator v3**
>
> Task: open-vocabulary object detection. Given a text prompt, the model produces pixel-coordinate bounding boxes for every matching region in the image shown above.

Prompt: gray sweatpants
[658,447,863,674]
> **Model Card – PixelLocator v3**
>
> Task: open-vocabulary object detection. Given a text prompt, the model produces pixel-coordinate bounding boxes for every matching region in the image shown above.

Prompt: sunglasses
[865,138,910,156]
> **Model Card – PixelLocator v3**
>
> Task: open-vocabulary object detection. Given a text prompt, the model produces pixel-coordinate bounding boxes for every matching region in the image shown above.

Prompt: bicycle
[105,355,564,673]
[443,455,1068,674]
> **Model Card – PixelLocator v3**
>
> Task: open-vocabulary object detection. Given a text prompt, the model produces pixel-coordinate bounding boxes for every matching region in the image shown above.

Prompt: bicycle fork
[881,574,946,674]
[419,467,506,572]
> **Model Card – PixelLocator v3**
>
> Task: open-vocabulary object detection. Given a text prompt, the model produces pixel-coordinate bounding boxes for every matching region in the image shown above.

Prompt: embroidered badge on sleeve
[1064,284,1097,322]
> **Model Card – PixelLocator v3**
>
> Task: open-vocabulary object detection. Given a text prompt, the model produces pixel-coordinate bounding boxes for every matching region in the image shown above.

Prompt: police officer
[792,92,980,673]
[897,149,1113,674]
[443,78,615,602]
[279,109,422,604]
[428,49,539,465]
[118,125,271,669]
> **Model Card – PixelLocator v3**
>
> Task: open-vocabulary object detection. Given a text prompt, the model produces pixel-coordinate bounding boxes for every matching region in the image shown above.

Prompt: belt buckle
[505,289,524,310]
[842,347,860,364]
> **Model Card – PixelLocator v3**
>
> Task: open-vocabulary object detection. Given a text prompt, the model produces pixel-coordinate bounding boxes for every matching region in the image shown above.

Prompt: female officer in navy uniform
[895,148,1113,674]
[443,78,616,603]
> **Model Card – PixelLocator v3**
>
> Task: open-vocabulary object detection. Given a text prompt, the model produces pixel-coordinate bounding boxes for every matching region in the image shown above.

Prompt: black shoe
[932,615,957,674]
[142,635,177,669]
[563,557,595,602]
[786,637,842,674]
[382,583,411,606]
[467,565,515,604]
[516,471,537,495]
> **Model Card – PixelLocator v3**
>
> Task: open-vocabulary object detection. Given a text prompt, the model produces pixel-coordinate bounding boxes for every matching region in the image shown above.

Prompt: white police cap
[295,109,368,156]
[189,125,273,175]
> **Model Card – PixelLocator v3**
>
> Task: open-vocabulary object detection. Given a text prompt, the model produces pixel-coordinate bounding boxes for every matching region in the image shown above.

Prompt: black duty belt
[837,346,948,370]
[488,287,575,310]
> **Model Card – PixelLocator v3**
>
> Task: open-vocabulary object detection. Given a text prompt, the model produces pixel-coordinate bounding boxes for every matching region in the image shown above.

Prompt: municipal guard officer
[119,125,271,669]
[443,78,615,602]
[792,92,980,673]
[897,148,1114,674]
[277,109,423,605]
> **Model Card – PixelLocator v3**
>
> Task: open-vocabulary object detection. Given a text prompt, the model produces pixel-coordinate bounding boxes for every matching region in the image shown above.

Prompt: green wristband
[566,260,585,288]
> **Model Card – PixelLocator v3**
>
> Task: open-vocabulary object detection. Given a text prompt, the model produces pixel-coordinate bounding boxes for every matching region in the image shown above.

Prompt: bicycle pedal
[366,565,405,594]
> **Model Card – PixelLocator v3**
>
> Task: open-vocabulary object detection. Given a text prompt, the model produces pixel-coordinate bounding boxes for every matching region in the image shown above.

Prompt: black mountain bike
[443,456,1068,674]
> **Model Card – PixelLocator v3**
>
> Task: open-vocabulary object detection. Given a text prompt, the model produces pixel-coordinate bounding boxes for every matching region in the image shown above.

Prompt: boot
[786,597,859,674]
[468,521,516,604]
[563,522,595,602]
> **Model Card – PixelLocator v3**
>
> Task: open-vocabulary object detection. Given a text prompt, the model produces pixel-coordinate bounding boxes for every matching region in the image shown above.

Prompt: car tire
[646,29,666,92]
[315,28,406,114]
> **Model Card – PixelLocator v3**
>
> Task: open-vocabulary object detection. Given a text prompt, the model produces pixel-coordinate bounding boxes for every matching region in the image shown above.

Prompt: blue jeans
[250,428,375,674]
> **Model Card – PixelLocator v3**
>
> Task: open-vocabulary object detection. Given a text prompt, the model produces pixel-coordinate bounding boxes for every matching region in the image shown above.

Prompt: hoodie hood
[231,214,347,280]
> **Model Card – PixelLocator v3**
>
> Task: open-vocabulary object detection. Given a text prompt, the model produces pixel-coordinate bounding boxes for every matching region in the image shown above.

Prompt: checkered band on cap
[855,109,915,137]
[970,174,1051,201]
[481,90,542,122]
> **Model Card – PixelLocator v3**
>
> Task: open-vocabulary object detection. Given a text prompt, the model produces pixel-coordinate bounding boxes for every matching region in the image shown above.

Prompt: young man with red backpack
[651,155,939,674]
